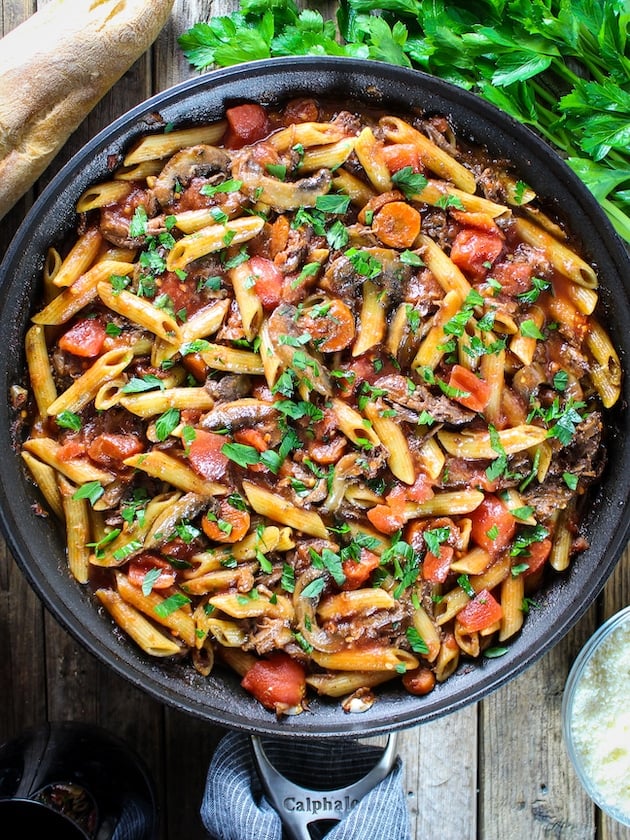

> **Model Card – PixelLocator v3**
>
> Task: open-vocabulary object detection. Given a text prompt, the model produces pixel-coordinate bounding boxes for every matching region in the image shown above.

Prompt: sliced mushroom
[232,148,332,210]
[153,145,231,208]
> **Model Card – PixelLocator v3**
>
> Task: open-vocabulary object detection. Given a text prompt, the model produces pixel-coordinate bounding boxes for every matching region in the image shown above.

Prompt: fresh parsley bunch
[179,0,630,243]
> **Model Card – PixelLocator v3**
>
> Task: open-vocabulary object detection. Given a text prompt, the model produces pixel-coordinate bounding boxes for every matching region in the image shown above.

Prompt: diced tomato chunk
[367,504,405,535]
[241,652,306,713]
[341,549,381,591]
[382,143,422,173]
[188,429,230,480]
[58,319,106,357]
[521,538,552,576]
[456,589,502,632]
[248,256,284,310]
[87,433,144,467]
[469,494,517,555]
[233,428,268,452]
[422,544,454,584]
[224,103,270,149]
[450,229,504,280]
[128,554,176,590]
[448,364,491,412]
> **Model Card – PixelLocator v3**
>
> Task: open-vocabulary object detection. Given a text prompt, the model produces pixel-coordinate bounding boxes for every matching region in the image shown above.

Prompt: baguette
[0,0,174,221]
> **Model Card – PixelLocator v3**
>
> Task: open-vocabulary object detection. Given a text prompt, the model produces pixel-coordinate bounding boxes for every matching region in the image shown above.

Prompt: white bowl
[562,605,630,825]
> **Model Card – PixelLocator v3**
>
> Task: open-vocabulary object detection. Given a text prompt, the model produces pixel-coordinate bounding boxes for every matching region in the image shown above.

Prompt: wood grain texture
[1,2,630,839]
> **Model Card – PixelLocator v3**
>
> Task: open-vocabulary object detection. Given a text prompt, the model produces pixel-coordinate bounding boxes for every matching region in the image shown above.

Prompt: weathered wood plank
[400,705,478,840]
[600,546,630,840]
[479,617,597,840]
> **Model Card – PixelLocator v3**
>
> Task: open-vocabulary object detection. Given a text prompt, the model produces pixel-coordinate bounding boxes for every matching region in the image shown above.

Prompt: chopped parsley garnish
[406,626,429,654]
[56,410,82,431]
[72,481,104,506]
[391,166,428,198]
[154,593,191,618]
[121,375,165,394]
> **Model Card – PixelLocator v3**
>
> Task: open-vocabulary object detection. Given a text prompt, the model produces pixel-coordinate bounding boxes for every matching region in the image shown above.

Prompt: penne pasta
[18,94,618,716]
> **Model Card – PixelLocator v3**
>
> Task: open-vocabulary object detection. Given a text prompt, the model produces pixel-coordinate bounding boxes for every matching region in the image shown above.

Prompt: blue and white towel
[200,730,410,840]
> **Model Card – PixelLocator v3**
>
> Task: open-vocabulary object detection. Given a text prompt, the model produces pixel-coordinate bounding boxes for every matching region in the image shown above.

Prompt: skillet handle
[250,732,398,840]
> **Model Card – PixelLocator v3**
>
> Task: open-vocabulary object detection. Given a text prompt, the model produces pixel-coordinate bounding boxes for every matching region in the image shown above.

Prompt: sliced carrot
[300,297,356,352]
[201,499,250,544]
[233,428,268,452]
[372,201,422,249]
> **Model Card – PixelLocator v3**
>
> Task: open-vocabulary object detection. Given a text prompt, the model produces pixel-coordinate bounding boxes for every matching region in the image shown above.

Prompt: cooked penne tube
[47,348,133,416]
[207,619,248,649]
[353,127,392,193]
[166,217,265,272]
[187,526,284,579]
[412,289,462,370]
[97,282,182,343]
[59,476,91,584]
[415,234,472,299]
[311,646,419,672]
[123,122,228,165]
[380,115,477,192]
[402,489,485,520]
[52,226,103,286]
[76,181,132,213]
[23,438,114,486]
[25,324,57,416]
[498,571,525,642]
[269,121,350,151]
[208,591,293,620]
[434,634,460,682]
[415,180,509,218]
[411,603,441,662]
[306,671,396,697]
[20,451,64,520]
[437,425,548,458]
[514,217,598,288]
[242,480,328,539]
[31,260,135,325]
[230,260,264,342]
[317,589,396,621]
[95,588,182,656]
[364,401,415,484]
[200,343,265,375]
[330,398,381,450]
[585,319,622,408]
[353,280,387,357]
[116,572,196,647]
[416,436,445,481]
[124,451,227,496]
[120,387,215,418]
[299,138,356,172]
[332,169,376,206]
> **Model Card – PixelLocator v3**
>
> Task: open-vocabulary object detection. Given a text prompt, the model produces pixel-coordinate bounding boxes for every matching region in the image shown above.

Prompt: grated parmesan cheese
[570,618,630,820]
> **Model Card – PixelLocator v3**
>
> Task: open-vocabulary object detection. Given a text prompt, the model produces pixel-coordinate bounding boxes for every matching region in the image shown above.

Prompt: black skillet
[0,57,629,739]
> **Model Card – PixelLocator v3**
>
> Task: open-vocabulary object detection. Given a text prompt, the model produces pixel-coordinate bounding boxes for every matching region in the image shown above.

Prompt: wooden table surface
[1,2,630,839]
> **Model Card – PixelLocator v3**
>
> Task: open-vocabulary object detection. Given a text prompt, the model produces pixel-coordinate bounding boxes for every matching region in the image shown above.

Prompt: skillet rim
[1,55,629,738]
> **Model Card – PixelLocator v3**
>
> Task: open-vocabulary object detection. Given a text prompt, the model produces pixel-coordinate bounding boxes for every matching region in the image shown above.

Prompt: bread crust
[0,0,174,220]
